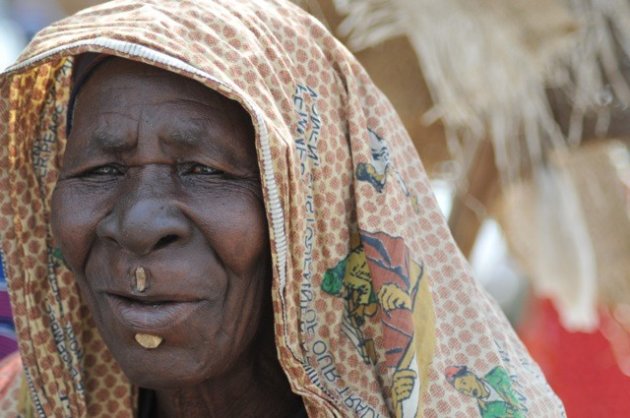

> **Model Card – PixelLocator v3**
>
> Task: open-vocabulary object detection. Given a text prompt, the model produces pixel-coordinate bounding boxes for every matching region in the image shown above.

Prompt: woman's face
[51,58,270,389]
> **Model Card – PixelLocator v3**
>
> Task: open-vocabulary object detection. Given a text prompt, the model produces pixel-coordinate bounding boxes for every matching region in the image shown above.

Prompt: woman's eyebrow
[162,118,225,149]
[89,129,133,152]
[164,125,207,147]
[86,118,215,150]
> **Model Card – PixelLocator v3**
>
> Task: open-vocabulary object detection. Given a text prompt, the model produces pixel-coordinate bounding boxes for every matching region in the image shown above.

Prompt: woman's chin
[116,349,217,390]
[99,330,223,389]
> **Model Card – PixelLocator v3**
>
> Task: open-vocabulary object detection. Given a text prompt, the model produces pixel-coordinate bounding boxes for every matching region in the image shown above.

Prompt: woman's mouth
[104,293,205,332]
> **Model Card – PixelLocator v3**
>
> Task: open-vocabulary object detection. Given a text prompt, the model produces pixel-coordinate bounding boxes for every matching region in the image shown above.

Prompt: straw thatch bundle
[330,0,630,332]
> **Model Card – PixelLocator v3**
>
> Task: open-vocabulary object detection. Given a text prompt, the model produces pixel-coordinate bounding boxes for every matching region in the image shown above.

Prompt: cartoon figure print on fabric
[356,129,419,211]
[321,234,379,365]
[356,129,392,193]
[322,230,435,417]
[445,365,528,418]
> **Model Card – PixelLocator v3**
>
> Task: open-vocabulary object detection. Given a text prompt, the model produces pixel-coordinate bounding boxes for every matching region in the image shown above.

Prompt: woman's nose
[97,192,190,256]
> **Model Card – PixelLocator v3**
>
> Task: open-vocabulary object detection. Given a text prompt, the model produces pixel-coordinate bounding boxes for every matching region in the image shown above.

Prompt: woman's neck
[153,352,301,418]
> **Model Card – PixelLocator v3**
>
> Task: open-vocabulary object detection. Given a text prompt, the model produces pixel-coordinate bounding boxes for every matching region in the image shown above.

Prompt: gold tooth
[134,333,163,349]
[135,267,147,292]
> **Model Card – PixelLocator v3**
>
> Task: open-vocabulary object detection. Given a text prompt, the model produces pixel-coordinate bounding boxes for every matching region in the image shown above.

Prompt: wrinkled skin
[51,58,299,417]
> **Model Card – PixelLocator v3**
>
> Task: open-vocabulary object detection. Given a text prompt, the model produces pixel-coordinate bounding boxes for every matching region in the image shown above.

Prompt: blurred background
[1,0,629,416]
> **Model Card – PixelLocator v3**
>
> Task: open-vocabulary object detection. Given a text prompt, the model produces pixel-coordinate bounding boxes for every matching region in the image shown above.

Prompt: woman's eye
[184,163,221,175]
[85,165,124,176]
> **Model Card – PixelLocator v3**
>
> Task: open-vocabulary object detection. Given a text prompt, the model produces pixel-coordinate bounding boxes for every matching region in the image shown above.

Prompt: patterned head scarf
[0,0,565,416]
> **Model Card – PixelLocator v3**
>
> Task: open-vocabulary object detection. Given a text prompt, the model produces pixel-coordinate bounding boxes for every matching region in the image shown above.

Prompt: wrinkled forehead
[65,55,258,173]
[68,54,252,134]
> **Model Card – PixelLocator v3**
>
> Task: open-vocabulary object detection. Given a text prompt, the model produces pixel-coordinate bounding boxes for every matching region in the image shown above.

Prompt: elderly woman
[0,0,564,417]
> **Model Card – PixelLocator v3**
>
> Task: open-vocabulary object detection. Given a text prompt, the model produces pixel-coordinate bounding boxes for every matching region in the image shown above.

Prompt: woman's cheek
[51,182,109,273]
[189,186,268,276]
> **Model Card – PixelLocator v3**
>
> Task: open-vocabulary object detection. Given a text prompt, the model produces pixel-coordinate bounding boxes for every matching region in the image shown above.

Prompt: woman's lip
[105,293,204,332]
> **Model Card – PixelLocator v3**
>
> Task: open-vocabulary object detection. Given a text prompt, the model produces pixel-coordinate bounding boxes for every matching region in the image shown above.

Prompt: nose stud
[134,267,148,292]
[135,333,163,349]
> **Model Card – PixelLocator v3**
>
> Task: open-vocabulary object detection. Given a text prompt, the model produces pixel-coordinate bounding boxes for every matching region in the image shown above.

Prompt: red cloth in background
[0,256,17,360]
[519,298,630,417]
